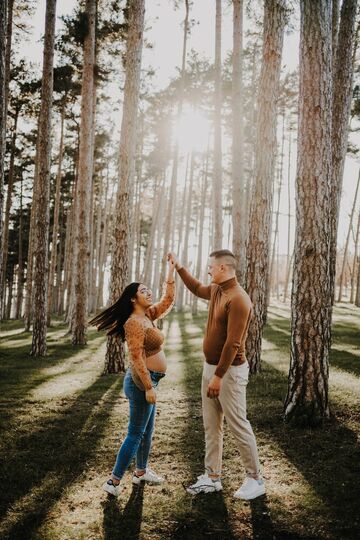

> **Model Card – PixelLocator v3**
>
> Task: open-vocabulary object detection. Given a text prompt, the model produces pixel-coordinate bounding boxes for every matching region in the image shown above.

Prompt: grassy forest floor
[0,302,359,540]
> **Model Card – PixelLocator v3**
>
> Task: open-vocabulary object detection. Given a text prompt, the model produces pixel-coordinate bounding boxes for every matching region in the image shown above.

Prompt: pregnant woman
[90,256,175,496]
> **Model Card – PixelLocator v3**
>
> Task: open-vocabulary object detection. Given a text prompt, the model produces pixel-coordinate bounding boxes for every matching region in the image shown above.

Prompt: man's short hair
[209,249,236,268]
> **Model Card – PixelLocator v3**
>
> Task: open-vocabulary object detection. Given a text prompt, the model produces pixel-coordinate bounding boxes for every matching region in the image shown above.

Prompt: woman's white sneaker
[132,468,164,485]
[186,473,223,495]
[233,477,265,500]
[103,479,121,496]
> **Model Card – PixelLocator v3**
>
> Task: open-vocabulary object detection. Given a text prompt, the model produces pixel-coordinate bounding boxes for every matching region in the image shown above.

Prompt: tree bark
[105,0,145,373]
[232,0,245,283]
[350,209,360,304]
[337,169,360,302]
[47,103,65,325]
[71,0,96,345]
[329,0,358,309]
[245,0,286,373]
[213,0,222,250]
[0,0,6,317]
[30,0,57,356]
[1,105,18,316]
[284,0,332,426]
[15,175,24,319]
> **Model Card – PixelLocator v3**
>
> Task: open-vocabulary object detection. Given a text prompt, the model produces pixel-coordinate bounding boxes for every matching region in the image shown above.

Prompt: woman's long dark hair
[89,282,141,341]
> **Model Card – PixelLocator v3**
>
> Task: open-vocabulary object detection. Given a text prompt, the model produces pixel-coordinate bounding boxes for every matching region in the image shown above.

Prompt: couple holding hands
[90,249,265,501]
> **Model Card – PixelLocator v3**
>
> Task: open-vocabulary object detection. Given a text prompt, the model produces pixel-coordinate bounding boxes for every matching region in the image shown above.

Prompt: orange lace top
[124,281,175,391]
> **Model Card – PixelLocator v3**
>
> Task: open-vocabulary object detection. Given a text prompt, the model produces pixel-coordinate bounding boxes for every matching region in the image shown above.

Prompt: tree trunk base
[284,401,330,428]
[104,335,125,374]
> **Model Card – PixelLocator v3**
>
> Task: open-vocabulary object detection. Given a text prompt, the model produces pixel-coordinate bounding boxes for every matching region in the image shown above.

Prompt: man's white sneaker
[233,477,265,500]
[132,468,164,485]
[102,479,121,496]
[186,473,223,495]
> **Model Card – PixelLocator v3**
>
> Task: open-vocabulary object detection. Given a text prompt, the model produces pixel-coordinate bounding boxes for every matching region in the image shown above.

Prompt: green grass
[0,303,359,540]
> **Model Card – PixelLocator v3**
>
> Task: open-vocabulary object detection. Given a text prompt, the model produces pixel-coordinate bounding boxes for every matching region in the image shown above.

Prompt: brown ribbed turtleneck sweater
[178,267,253,378]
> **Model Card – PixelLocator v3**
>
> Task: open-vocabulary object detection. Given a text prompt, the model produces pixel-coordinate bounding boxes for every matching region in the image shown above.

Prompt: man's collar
[218,276,237,290]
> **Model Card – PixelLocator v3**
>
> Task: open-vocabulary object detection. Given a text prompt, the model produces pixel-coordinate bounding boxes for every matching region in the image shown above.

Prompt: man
[168,249,265,500]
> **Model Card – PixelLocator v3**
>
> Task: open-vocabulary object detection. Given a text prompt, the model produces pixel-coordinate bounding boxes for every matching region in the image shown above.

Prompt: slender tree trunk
[329,0,358,309]
[71,0,96,345]
[355,253,360,307]
[30,0,57,356]
[232,0,245,283]
[6,268,13,319]
[283,124,292,302]
[213,0,222,250]
[337,169,360,302]
[105,0,145,373]
[47,103,65,325]
[284,0,332,426]
[245,0,286,374]
[350,210,360,304]
[16,176,24,318]
[0,0,6,317]
[1,108,19,314]
[177,151,195,310]
[142,175,164,285]
[192,155,209,316]
[159,0,189,288]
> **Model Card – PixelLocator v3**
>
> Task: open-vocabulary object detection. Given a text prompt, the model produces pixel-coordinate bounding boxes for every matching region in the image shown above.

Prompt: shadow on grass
[166,313,239,540]
[102,484,145,540]
[249,360,360,539]
[0,328,104,408]
[0,373,124,540]
[329,349,360,377]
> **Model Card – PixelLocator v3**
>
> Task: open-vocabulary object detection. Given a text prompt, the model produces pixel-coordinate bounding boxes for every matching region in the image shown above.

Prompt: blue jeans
[112,369,165,480]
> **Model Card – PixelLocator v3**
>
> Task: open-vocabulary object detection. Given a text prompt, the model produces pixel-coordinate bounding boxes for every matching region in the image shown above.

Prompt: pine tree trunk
[6,268,14,319]
[192,154,209,316]
[232,0,245,283]
[71,0,96,345]
[47,103,65,325]
[142,175,164,285]
[355,255,360,307]
[284,0,332,426]
[350,210,360,304]
[329,0,358,309]
[105,0,145,373]
[16,176,24,319]
[0,0,6,317]
[245,0,286,374]
[177,152,195,310]
[1,108,19,314]
[337,169,360,302]
[30,0,57,356]
[283,124,292,302]
[159,0,189,287]
[213,0,222,250]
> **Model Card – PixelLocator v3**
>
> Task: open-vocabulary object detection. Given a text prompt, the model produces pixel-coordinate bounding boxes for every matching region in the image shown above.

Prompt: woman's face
[134,284,153,309]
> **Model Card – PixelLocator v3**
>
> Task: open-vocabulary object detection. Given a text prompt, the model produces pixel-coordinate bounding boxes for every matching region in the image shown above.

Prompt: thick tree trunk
[30,0,57,356]
[232,0,245,283]
[0,0,6,317]
[105,0,145,373]
[213,0,222,250]
[71,0,96,345]
[47,103,65,325]
[329,0,358,309]
[337,169,360,302]
[284,0,332,426]
[245,0,286,373]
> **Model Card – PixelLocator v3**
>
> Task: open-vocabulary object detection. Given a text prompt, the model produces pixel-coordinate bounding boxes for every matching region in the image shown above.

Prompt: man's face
[207,257,223,284]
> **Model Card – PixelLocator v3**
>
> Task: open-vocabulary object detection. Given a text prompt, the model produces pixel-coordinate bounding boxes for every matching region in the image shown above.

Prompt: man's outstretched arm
[168,252,212,300]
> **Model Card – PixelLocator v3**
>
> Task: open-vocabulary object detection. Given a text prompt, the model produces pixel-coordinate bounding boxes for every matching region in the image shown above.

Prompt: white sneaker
[132,468,164,485]
[186,473,223,495]
[102,479,121,496]
[233,477,265,500]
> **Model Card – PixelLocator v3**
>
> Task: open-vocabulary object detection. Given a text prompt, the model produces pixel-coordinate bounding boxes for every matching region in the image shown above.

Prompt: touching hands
[167,252,182,271]
[207,375,222,399]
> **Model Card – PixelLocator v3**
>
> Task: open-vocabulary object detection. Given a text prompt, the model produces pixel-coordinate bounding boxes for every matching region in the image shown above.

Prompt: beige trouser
[202,361,261,478]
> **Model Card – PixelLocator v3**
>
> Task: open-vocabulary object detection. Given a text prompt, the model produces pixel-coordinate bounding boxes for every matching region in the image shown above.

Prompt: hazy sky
[17,0,359,255]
